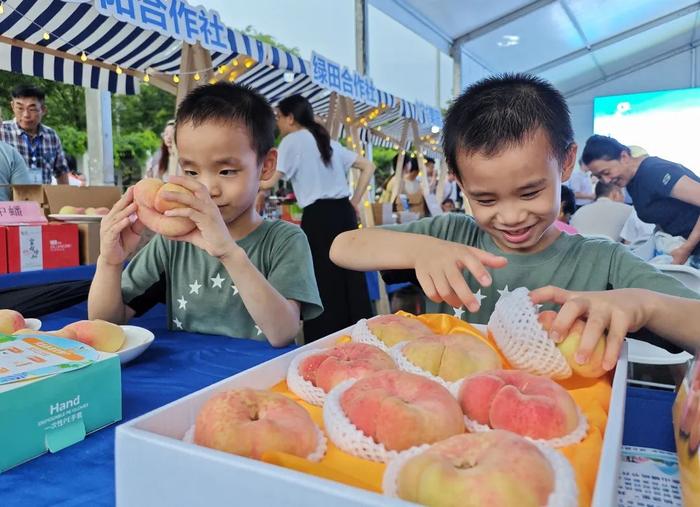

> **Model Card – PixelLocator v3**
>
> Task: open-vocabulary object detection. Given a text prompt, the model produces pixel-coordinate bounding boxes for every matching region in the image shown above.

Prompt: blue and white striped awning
[0,0,442,148]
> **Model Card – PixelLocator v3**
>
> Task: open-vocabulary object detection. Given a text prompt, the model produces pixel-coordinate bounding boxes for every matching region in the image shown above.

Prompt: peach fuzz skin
[0,309,26,335]
[458,369,579,440]
[396,430,555,507]
[367,314,433,347]
[132,178,196,237]
[194,388,319,460]
[61,319,126,352]
[402,333,502,381]
[299,343,396,393]
[340,370,464,451]
[538,310,607,378]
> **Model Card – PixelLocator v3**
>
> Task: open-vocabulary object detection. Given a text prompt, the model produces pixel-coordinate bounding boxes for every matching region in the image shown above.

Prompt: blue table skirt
[0,301,679,506]
[0,264,98,290]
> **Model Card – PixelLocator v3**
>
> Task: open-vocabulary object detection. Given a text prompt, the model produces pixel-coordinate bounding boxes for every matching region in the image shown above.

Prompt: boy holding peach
[331,73,700,372]
[89,83,322,346]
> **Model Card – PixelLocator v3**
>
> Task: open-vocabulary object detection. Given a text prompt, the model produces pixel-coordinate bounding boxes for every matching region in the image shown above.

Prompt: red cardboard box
[6,223,79,272]
[0,201,79,272]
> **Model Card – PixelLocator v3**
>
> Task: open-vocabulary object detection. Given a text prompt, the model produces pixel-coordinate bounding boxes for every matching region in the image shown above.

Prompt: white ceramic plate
[25,318,41,331]
[117,325,155,365]
[48,214,103,222]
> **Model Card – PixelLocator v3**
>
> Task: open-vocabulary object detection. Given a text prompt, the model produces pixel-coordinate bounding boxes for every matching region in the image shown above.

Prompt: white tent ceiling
[371,0,700,96]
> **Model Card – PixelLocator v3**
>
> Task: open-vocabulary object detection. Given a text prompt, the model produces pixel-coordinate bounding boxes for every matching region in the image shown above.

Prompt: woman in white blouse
[262,95,376,342]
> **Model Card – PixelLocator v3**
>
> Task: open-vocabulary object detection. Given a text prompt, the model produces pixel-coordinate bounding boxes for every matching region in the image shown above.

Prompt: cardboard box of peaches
[9,184,122,265]
[0,309,127,472]
[116,288,627,507]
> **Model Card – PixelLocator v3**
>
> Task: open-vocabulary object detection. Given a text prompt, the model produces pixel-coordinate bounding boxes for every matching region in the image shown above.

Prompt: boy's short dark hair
[442,73,573,182]
[560,185,576,216]
[595,181,619,200]
[12,84,45,103]
[175,83,275,164]
[581,134,630,165]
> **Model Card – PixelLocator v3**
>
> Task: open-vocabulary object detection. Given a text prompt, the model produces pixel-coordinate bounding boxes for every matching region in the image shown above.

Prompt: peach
[194,388,319,460]
[300,343,396,393]
[340,370,464,451]
[153,182,193,213]
[58,205,85,215]
[402,333,502,381]
[62,319,126,352]
[367,314,433,347]
[458,370,580,440]
[539,310,607,378]
[95,207,110,215]
[395,430,555,507]
[0,309,26,335]
[132,178,196,237]
[85,207,98,215]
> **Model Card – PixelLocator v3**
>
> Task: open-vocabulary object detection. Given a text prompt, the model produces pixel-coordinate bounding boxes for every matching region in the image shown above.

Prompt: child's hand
[99,187,144,266]
[159,175,239,259]
[412,239,507,312]
[529,286,652,371]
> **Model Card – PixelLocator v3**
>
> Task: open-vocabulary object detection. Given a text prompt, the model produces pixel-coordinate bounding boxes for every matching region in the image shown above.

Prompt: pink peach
[300,343,396,393]
[0,309,26,335]
[458,370,579,440]
[341,370,464,451]
[194,388,319,460]
[132,178,196,237]
[395,430,556,507]
[62,319,126,352]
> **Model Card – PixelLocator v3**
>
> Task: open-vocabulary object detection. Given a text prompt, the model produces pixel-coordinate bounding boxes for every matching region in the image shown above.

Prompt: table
[0,301,679,506]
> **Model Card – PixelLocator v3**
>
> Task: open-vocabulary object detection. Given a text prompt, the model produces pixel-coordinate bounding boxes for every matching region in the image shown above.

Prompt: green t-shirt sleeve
[121,235,169,307]
[382,213,481,246]
[609,243,700,299]
[268,226,323,321]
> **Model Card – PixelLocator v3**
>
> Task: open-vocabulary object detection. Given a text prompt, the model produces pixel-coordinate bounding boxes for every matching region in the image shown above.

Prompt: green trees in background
[0,70,173,184]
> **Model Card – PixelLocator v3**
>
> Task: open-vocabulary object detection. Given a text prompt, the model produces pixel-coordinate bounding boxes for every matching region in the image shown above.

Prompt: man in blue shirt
[0,140,30,200]
[0,85,69,185]
[582,135,700,266]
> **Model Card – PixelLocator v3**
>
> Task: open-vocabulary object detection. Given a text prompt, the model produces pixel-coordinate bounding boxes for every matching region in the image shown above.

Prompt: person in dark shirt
[582,135,700,266]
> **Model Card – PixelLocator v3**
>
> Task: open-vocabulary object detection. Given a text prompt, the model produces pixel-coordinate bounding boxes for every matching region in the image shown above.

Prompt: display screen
[593,88,700,175]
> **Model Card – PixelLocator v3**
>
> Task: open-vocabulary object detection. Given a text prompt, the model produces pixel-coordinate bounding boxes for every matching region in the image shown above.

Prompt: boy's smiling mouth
[497,224,536,244]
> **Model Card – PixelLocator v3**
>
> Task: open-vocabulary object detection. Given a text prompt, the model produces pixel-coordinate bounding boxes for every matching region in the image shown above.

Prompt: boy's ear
[561,142,578,182]
[260,148,278,180]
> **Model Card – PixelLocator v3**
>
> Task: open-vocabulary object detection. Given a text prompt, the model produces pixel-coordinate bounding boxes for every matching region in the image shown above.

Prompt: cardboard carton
[10,184,121,215]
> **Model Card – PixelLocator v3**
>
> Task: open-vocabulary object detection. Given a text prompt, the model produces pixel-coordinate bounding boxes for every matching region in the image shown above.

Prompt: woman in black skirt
[263,95,375,341]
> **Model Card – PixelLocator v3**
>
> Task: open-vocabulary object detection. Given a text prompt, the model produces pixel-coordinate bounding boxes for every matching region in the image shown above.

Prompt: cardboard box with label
[10,185,122,265]
[0,201,79,272]
[0,334,122,473]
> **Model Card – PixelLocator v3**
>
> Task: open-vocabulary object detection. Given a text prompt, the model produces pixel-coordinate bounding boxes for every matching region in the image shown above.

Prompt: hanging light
[0,3,5,15]
[43,32,50,41]
[143,74,150,83]
[218,65,225,74]
[173,74,180,83]
[115,65,123,75]
[232,59,239,66]
[194,72,201,81]
[80,52,87,62]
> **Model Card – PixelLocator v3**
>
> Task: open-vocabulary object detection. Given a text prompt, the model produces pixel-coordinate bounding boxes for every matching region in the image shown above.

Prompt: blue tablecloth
[0,302,295,507]
[0,264,97,290]
[0,298,679,506]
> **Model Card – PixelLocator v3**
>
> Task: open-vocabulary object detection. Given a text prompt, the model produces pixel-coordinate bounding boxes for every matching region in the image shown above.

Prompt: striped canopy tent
[0,0,442,159]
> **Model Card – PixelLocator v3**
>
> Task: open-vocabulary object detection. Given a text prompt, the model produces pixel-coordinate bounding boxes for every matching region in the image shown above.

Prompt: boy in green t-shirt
[331,73,700,372]
[89,83,322,346]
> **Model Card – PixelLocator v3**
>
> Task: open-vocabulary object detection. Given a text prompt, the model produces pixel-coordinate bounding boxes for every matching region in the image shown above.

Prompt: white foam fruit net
[286,348,330,406]
[382,436,579,507]
[488,287,572,379]
[389,341,454,390]
[448,379,588,448]
[350,318,391,353]
[182,409,327,462]
[323,379,417,463]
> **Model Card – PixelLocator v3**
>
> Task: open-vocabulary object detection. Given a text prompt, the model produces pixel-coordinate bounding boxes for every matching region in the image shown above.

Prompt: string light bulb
[115,65,123,75]
[173,74,180,83]
[0,3,4,15]
[80,52,87,62]
[194,72,201,81]
[232,59,239,66]
[43,32,50,41]
[218,65,225,74]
